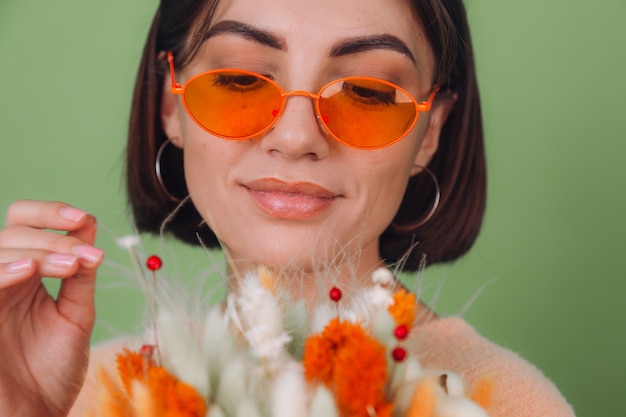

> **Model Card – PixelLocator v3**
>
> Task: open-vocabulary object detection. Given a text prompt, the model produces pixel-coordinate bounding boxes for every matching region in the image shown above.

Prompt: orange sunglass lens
[319,79,417,148]
[183,71,282,138]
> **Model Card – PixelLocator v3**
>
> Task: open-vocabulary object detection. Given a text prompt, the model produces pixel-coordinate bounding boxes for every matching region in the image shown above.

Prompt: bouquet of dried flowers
[89,237,492,417]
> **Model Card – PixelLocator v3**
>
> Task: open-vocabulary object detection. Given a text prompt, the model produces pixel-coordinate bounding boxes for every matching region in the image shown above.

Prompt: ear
[160,74,184,149]
[411,91,457,175]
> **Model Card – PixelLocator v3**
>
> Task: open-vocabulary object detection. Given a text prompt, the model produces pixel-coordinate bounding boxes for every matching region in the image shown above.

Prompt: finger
[0,258,35,289]
[0,225,85,253]
[5,200,89,231]
[0,225,102,271]
[68,214,97,247]
[0,250,86,290]
[56,215,101,332]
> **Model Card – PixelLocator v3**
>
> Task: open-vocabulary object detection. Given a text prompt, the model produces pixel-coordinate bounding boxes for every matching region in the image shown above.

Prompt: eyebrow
[204,20,285,50]
[330,35,416,63]
[204,20,415,63]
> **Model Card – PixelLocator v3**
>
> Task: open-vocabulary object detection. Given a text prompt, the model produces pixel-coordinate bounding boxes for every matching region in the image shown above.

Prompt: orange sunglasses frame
[167,52,438,150]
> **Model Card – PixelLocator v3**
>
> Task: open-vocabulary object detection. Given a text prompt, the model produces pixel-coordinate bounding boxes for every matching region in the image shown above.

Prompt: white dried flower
[237,273,290,361]
[157,310,210,397]
[311,304,335,334]
[116,234,141,249]
[341,309,361,324]
[309,385,339,417]
[366,285,394,308]
[443,372,467,397]
[271,364,308,417]
[244,325,292,360]
[371,267,394,286]
[437,396,490,417]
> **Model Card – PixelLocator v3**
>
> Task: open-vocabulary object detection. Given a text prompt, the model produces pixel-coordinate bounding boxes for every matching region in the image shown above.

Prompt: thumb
[56,215,102,333]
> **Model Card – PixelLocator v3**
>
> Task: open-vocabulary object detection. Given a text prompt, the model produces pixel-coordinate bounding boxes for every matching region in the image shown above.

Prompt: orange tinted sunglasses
[168,52,437,150]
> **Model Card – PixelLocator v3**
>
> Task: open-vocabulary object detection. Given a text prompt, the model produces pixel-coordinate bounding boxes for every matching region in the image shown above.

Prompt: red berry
[146,255,162,271]
[392,346,407,362]
[329,286,342,302]
[140,344,155,358]
[394,324,409,340]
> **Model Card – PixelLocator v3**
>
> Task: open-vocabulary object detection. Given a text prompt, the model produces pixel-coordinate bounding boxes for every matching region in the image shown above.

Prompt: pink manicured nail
[72,245,104,264]
[60,207,87,222]
[46,253,78,267]
[5,258,33,273]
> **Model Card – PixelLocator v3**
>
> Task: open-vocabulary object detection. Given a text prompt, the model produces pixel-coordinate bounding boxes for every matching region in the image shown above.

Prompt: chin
[226,233,361,275]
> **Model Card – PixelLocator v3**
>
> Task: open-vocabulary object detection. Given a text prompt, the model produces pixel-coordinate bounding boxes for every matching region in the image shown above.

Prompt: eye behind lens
[184,69,284,140]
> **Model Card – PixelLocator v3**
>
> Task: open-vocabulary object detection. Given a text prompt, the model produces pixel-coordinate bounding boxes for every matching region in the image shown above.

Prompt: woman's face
[162,0,449,276]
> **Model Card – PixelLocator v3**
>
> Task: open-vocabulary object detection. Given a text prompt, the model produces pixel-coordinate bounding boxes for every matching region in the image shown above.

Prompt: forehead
[208,0,434,70]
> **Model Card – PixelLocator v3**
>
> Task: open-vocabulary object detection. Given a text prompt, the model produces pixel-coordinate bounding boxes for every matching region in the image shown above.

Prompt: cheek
[183,142,215,208]
[179,115,228,185]
[357,152,415,226]
[179,129,228,215]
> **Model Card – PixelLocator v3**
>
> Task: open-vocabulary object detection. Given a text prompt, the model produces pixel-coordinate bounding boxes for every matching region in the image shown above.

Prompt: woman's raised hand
[0,200,103,417]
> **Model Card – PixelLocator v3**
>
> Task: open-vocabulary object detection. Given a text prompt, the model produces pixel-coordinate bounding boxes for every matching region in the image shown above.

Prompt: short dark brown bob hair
[126,0,486,271]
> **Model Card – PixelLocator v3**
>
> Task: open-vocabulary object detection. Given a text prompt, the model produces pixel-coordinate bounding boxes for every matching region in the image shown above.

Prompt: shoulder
[69,336,141,417]
[411,317,575,417]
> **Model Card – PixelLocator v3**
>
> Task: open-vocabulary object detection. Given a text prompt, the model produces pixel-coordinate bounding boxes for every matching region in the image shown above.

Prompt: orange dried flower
[89,368,133,417]
[406,379,437,417]
[388,289,417,328]
[257,266,276,293]
[470,377,494,410]
[302,331,335,384]
[106,349,208,417]
[303,318,392,417]
[117,349,152,395]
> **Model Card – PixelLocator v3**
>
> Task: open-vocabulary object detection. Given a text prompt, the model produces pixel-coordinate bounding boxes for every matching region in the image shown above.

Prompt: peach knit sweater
[71,318,575,417]
[411,318,575,417]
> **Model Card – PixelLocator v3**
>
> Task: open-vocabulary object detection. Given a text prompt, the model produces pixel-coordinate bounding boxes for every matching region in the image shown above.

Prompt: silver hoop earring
[394,165,441,230]
[155,138,183,202]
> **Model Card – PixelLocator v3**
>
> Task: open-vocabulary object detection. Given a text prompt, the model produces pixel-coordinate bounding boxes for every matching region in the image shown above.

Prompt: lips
[244,178,340,219]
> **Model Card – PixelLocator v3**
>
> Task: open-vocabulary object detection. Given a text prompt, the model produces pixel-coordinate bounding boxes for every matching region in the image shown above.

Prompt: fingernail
[60,207,87,222]
[5,258,33,273]
[72,245,104,264]
[46,253,78,267]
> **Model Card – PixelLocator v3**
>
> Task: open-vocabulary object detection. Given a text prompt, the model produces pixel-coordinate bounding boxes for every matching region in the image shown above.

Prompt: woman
[0,0,574,416]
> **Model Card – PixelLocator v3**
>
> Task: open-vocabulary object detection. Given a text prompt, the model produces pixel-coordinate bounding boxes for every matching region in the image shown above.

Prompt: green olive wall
[1,1,624,416]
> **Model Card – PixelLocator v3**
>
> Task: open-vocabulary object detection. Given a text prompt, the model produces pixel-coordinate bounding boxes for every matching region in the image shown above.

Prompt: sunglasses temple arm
[416,87,440,112]
[167,52,184,95]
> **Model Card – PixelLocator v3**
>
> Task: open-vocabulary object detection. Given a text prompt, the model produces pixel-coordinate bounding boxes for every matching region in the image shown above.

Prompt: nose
[260,93,330,160]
